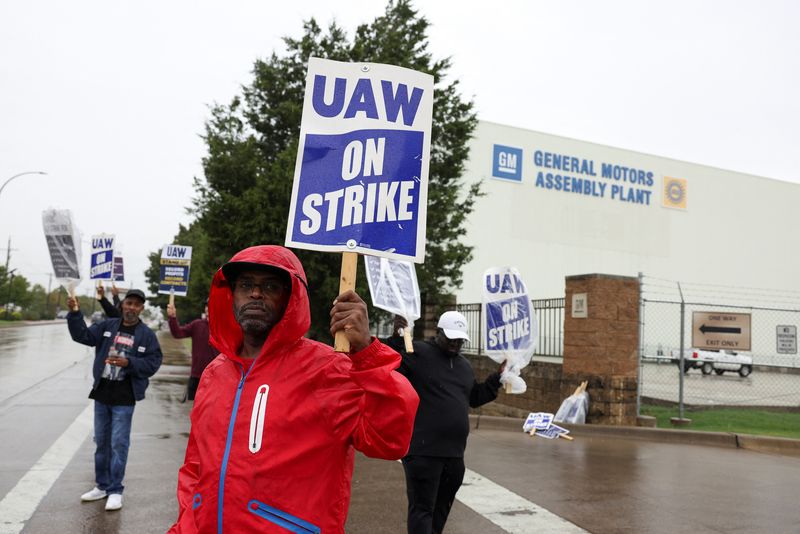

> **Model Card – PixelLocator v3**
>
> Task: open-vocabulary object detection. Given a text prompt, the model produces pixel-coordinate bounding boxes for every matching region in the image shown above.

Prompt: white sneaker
[105,493,123,511]
[80,487,107,502]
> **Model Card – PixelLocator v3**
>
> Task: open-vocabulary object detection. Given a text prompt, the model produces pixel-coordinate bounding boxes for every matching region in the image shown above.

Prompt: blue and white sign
[481,266,538,367]
[89,234,115,280]
[158,244,192,296]
[285,57,434,263]
[492,144,523,182]
[522,412,553,433]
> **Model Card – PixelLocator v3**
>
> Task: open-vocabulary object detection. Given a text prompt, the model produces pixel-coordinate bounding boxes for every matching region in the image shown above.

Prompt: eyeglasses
[234,279,288,296]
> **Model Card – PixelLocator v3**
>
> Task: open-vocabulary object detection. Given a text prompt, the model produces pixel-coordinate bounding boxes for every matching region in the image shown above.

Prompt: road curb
[469,414,800,457]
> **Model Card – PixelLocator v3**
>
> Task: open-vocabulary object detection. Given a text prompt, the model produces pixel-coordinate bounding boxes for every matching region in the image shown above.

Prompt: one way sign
[692,311,751,351]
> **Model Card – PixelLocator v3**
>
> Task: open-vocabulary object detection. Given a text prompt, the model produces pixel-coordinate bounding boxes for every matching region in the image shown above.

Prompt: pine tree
[147,0,480,340]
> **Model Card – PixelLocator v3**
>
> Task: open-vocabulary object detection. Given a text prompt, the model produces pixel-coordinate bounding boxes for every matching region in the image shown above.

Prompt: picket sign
[89,234,115,281]
[158,244,192,297]
[283,57,434,352]
[481,267,538,394]
[42,208,82,297]
[364,255,421,352]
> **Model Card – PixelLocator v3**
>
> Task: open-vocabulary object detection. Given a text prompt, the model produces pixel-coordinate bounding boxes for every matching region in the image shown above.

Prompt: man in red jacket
[167,299,217,401]
[169,245,419,533]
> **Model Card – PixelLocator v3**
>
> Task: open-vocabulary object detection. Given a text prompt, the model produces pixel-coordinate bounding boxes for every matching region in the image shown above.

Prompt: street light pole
[0,171,48,200]
[1,171,48,318]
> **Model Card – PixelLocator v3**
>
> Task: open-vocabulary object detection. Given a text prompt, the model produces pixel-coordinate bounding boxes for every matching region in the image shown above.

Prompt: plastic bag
[554,381,589,424]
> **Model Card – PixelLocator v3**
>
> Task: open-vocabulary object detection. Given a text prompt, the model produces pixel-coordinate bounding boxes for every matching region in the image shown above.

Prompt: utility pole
[2,236,19,274]
[47,273,53,317]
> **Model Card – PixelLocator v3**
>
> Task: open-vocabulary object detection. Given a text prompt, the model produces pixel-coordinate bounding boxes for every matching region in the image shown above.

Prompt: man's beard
[123,311,139,324]
[235,303,274,335]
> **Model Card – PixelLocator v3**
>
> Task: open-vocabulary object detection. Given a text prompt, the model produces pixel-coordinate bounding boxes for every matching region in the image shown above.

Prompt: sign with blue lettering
[492,145,523,182]
[285,57,434,262]
[113,256,125,282]
[482,266,538,368]
[158,244,192,296]
[89,234,115,280]
[529,148,656,206]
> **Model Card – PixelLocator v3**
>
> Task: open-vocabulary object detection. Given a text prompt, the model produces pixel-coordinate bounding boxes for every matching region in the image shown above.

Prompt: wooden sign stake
[68,286,78,311]
[169,288,175,308]
[403,324,414,353]
[334,252,358,353]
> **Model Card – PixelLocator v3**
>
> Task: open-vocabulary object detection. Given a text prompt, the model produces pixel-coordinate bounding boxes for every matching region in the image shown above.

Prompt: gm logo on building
[662,176,688,210]
[492,144,523,182]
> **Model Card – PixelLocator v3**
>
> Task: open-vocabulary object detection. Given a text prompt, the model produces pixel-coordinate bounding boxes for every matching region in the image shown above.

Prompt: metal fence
[639,275,800,411]
[457,298,565,358]
[372,299,565,358]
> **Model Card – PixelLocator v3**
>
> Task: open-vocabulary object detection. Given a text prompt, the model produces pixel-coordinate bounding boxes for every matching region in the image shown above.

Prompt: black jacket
[98,296,121,318]
[387,336,501,457]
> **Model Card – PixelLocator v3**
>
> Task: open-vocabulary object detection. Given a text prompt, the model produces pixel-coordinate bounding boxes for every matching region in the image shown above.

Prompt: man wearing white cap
[388,311,505,534]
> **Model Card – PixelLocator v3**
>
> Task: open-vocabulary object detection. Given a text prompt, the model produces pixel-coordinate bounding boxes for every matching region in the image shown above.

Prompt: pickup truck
[669,348,753,377]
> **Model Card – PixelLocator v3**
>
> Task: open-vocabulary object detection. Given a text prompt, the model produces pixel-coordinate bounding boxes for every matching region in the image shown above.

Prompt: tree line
[4,2,481,336]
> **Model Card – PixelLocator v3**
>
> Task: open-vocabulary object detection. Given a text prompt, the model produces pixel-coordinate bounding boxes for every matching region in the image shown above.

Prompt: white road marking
[0,403,93,534]
[457,468,589,533]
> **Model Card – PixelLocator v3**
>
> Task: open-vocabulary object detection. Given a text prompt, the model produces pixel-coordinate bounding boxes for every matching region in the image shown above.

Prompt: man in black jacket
[387,311,504,534]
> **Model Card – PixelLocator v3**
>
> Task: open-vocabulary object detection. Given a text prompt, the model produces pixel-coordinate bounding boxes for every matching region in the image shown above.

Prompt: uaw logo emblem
[662,176,688,210]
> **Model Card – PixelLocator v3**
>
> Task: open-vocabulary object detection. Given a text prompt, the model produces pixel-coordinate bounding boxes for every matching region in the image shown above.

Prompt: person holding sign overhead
[66,289,163,512]
[166,298,217,401]
[386,311,504,534]
[168,245,418,534]
[96,284,121,318]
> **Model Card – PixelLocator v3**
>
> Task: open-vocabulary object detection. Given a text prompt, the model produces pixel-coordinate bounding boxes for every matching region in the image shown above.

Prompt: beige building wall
[457,120,799,303]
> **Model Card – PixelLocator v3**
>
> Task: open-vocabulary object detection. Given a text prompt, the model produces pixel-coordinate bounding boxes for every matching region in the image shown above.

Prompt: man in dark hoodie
[169,245,418,534]
[387,311,504,534]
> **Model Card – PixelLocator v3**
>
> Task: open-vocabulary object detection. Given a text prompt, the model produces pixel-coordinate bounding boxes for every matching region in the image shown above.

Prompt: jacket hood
[208,245,311,360]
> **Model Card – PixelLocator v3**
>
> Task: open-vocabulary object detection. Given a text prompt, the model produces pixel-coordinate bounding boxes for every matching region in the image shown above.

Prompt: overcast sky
[2,0,798,294]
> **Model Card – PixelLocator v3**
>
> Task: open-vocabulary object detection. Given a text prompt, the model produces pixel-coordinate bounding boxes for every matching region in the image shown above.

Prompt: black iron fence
[456,298,565,358]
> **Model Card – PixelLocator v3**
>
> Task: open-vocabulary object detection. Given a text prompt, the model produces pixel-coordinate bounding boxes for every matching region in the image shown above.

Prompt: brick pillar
[563,274,639,425]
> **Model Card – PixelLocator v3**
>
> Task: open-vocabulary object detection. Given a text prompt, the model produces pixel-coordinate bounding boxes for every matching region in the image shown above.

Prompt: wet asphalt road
[2,322,800,533]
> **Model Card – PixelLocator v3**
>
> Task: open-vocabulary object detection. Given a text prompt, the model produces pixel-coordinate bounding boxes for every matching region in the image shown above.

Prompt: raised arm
[167,304,193,338]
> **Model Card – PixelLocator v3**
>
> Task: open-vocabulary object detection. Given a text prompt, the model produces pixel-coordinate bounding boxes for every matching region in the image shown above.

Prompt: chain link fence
[640,276,800,410]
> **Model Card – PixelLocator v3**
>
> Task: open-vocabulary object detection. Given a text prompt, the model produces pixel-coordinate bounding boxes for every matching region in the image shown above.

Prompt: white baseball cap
[437,311,470,341]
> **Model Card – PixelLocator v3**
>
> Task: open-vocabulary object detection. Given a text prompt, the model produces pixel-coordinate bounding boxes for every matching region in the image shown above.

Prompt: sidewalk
[471,414,800,457]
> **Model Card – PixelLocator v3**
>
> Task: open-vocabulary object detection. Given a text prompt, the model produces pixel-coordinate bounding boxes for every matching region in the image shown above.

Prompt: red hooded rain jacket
[169,245,418,533]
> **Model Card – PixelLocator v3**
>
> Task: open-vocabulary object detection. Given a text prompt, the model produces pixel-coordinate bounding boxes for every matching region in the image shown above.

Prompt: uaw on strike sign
[285,57,434,262]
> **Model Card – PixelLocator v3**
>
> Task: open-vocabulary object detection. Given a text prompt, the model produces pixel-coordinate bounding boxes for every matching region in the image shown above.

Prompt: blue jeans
[93,401,135,495]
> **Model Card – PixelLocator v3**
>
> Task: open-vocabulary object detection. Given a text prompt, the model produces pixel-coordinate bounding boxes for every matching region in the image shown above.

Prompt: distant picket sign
[113,256,125,282]
[285,57,434,262]
[481,266,538,367]
[364,255,421,321]
[158,245,192,296]
[89,234,115,281]
[41,209,81,289]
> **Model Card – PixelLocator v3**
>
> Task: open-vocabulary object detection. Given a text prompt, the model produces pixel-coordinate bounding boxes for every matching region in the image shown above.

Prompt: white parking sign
[777,325,797,354]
